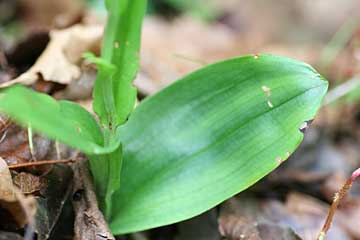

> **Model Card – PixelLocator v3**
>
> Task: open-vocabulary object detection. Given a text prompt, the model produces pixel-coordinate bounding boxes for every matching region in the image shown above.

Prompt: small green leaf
[0,85,117,155]
[93,0,147,127]
[109,54,328,234]
[83,52,116,74]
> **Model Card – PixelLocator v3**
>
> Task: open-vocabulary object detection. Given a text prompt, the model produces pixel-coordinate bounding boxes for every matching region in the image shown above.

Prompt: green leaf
[0,85,117,155]
[109,54,328,234]
[93,0,147,127]
[83,52,116,74]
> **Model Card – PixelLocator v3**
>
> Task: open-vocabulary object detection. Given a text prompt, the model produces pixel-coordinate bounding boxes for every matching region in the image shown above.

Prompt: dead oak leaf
[0,24,102,87]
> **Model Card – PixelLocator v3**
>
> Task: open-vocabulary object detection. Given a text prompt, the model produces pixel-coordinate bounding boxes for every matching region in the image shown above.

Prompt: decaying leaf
[218,193,354,240]
[0,24,102,87]
[0,157,37,228]
[13,172,44,194]
[219,195,302,240]
[35,165,73,240]
[19,0,85,29]
[0,123,52,166]
[219,215,302,240]
[0,157,16,202]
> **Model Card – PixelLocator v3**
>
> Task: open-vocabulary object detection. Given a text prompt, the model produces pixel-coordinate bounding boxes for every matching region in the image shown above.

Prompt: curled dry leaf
[0,24,102,88]
[0,157,36,228]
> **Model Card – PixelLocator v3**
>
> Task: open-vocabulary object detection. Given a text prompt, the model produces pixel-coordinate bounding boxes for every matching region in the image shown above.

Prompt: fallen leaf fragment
[0,157,16,202]
[219,193,351,240]
[0,157,36,228]
[35,165,73,240]
[219,215,261,240]
[13,172,43,194]
[1,24,102,87]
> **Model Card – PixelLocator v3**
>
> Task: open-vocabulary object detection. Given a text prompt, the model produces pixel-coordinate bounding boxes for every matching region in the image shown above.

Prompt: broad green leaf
[93,0,146,127]
[0,85,118,155]
[109,54,328,234]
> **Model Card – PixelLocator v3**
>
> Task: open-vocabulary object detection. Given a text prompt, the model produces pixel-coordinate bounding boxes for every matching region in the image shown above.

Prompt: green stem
[93,127,123,221]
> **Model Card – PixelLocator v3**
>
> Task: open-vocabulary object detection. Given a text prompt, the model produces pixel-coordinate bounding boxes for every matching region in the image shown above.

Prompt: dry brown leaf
[0,157,16,202]
[1,24,102,88]
[219,215,261,240]
[13,172,43,194]
[219,193,352,240]
[0,157,37,228]
[54,64,97,100]
[19,0,85,29]
[0,124,52,166]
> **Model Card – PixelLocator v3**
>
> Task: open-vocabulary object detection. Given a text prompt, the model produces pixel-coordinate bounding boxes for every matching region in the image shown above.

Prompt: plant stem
[317,168,360,239]
[27,125,35,160]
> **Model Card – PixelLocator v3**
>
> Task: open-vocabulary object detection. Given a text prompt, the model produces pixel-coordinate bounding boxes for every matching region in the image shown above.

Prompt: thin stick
[8,159,75,169]
[317,168,360,240]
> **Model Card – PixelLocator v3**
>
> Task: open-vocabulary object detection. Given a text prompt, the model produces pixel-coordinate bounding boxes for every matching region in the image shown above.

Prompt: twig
[8,159,75,169]
[317,168,360,240]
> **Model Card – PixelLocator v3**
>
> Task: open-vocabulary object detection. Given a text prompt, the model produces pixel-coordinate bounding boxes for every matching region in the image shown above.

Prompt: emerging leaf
[93,0,147,127]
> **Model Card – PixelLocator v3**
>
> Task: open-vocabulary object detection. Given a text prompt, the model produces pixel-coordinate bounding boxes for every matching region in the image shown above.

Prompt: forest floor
[1,0,360,239]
